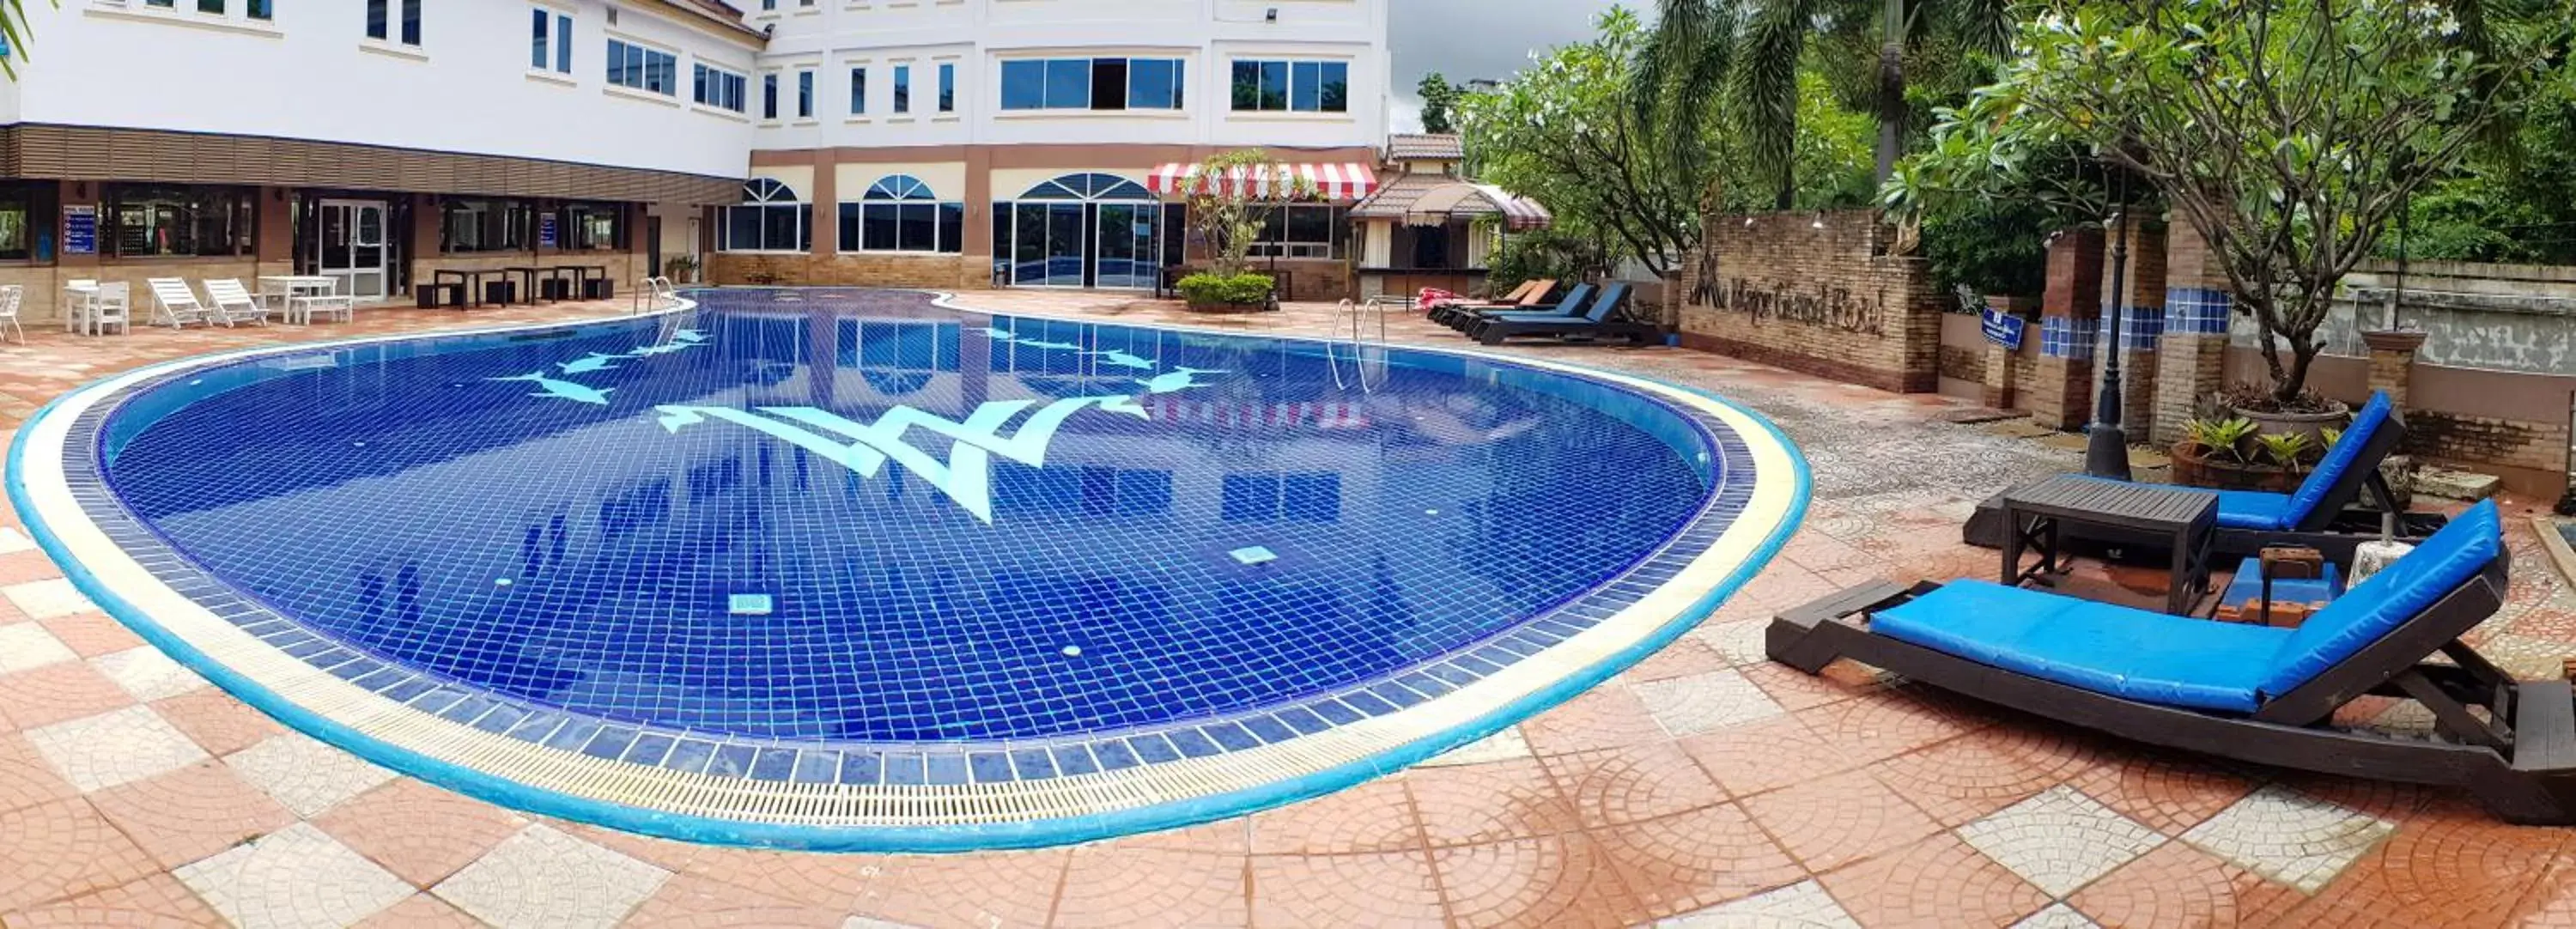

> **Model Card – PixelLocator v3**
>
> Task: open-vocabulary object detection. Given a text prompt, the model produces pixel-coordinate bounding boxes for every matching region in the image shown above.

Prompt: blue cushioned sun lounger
[1768,500,2576,824]
[1432,283,1592,331]
[1467,282,1657,345]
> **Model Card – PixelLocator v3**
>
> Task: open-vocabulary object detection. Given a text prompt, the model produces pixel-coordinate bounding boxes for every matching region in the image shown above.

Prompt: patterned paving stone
[1689,619,1769,666]
[1542,743,1731,829]
[0,660,137,732]
[1051,844,1249,929]
[0,798,161,913]
[1248,850,1445,928]
[1676,714,1859,798]
[226,732,399,817]
[1520,684,1672,756]
[24,706,209,792]
[1818,833,2051,929]
[1249,776,1423,855]
[1654,879,1862,928]
[90,647,209,703]
[175,823,412,929]
[1741,769,1943,872]
[149,688,287,756]
[0,621,77,675]
[313,778,530,886]
[620,873,852,928]
[864,848,1067,929]
[0,732,79,815]
[1868,734,2068,827]
[2011,902,2100,928]
[2064,754,2259,835]
[2299,803,2574,929]
[1632,669,1788,737]
[1403,757,1581,847]
[1432,833,1643,929]
[2181,786,2396,892]
[1416,725,1534,767]
[0,526,37,556]
[433,824,671,929]
[88,761,299,869]
[1956,786,2166,897]
[1,579,94,621]
[1626,637,1737,683]
[1590,803,1804,917]
[2066,841,2302,929]
[354,893,487,928]
[0,873,224,928]
[34,612,146,658]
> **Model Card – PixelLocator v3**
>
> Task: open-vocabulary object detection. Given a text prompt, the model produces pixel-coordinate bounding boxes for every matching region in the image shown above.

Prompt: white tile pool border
[11,288,1808,851]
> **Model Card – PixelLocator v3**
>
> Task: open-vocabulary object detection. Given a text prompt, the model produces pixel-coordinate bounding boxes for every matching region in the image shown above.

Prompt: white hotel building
[0,0,1390,319]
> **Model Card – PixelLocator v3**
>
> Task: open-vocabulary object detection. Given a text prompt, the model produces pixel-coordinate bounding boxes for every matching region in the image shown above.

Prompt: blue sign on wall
[63,206,97,256]
[1979,306,2026,351]
[538,214,559,249]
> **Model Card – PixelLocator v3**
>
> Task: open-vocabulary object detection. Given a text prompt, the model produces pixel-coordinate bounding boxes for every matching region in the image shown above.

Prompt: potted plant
[662,255,701,284]
[1174,271,1277,313]
[2223,383,2347,444]
[1172,148,1313,313]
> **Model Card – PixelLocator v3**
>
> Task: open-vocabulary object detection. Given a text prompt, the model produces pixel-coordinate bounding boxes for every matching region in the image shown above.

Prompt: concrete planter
[2231,400,2350,445]
[2170,442,2303,493]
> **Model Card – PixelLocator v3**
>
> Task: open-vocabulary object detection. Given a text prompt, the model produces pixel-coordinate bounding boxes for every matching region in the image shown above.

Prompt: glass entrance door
[314,199,389,300]
[1006,201,1159,289]
[1095,204,1159,289]
[1010,203,1091,288]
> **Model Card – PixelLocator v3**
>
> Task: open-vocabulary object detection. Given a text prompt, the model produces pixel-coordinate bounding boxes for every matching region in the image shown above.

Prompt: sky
[1388,0,1634,132]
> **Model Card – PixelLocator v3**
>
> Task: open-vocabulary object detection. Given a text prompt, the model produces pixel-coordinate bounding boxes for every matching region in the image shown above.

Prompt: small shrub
[2181,417,2260,464]
[2255,433,2313,471]
[1176,272,1274,306]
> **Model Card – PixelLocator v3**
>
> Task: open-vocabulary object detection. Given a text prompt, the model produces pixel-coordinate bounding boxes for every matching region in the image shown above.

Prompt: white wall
[747,0,1388,152]
[11,0,760,180]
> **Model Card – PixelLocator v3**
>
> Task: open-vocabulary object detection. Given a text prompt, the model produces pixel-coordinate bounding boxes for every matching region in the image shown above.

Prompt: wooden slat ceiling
[1,125,743,204]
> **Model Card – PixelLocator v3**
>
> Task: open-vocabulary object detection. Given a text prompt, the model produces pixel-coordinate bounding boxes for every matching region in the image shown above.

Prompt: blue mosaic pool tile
[1090,740,1140,771]
[662,739,717,775]
[750,748,799,781]
[1241,714,1297,744]
[707,744,757,778]
[507,711,564,744]
[1128,734,1181,764]
[792,750,841,785]
[1050,744,1100,777]
[1201,722,1261,752]
[545,720,604,754]
[883,753,927,786]
[924,753,970,786]
[1008,749,1058,780]
[967,751,1015,784]
[410,688,468,716]
[472,706,528,736]
[1307,699,1364,726]
[837,750,883,786]
[624,733,676,768]
[583,727,639,762]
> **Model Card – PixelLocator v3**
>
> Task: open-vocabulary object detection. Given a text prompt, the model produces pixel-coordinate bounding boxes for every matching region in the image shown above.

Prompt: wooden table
[500,266,551,304]
[2002,475,2218,616]
[434,269,503,307]
[557,264,609,300]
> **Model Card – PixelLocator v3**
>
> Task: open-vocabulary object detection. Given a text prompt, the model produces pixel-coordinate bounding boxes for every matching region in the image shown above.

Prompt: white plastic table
[258,276,347,325]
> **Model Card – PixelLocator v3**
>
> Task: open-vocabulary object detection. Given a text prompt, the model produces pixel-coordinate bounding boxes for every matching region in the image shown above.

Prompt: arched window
[839,174,963,254]
[1016,173,1154,202]
[721,179,811,253]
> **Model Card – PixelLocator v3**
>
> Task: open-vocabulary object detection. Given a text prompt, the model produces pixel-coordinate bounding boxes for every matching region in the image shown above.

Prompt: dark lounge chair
[1467,283,1657,346]
[1431,282,1590,331]
[1767,500,2576,824]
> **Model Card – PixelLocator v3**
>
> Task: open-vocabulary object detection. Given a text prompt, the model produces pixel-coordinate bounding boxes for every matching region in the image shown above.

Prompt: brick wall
[708,252,985,290]
[2406,410,2570,488]
[1674,210,1944,393]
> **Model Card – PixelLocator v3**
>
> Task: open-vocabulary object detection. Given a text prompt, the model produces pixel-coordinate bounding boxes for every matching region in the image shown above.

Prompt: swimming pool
[13,288,1805,850]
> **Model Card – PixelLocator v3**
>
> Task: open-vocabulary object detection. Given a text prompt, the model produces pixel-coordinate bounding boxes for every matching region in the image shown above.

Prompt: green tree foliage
[1903,0,2555,404]
[1417,72,1464,135]
[1175,149,1314,278]
[2396,57,2576,264]
[1461,10,1875,278]
[2,1,51,82]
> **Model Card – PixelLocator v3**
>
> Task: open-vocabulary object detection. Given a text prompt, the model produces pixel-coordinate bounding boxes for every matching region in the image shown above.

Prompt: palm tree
[1635,0,2013,208]
[2,1,50,82]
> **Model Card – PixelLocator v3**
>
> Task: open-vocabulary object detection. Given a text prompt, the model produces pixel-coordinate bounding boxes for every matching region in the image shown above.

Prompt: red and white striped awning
[1145,162,1380,201]
[1146,398,1370,430]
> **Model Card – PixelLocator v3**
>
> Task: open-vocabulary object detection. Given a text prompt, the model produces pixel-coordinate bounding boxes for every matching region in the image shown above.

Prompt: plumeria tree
[2,1,51,81]
[1176,149,1314,278]
[1911,0,2553,406]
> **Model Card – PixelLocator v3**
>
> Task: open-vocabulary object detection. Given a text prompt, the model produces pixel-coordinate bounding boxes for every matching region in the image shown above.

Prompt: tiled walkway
[1,293,2571,928]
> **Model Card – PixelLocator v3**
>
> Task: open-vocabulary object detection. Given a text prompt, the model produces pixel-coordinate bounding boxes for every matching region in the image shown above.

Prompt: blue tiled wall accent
[2164,288,2232,336]
[2105,308,2165,353]
[2040,316,2099,360]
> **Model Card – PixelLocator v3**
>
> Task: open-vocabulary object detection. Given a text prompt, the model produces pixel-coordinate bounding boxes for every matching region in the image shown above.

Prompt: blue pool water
[90,288,1742,781]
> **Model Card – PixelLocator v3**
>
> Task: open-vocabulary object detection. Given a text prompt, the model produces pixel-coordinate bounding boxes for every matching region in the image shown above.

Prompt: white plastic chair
[147,278,210,328]
[202,279,276,327]
[88,282,132,336]
[63,279,97,334]
[0,285,23,344]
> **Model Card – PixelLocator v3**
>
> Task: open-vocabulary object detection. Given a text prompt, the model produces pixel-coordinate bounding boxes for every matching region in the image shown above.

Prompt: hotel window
[365,0,422,44]
[938,63,955,112]
[694,64,748,112]
[0,183,59,262]
[531,9,572,73]
[999,58,1184,112]
[1230,59,1347,112]
[1250,204,1345,259]
[892,65,911,114]
[797,70,815,118]
[762,73,779,119]
[440,198,531,253]
[560,203,626,251]
[722,179,811,252]
[248,0,269,19]
[104,185,255,258]
[848,66,866,114]
[606,39,676,94]
[839,175,962,254]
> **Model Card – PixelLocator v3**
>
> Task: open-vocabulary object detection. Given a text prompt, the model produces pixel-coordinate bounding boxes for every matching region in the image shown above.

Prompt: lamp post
[2083,179,2136,480]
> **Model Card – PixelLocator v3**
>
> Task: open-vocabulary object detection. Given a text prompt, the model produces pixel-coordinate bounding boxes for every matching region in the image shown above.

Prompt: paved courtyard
[0,292,2571,927]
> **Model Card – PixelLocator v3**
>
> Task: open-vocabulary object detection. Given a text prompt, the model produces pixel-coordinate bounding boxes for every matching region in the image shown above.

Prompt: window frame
[999,57,1186,112]
[101,184,257,259]
[694,64,749,113]
[837,175,964,255]
[892,64,912,114]
[605,39,677,95]
[721,179,812,254]
[1230,58,1351,113]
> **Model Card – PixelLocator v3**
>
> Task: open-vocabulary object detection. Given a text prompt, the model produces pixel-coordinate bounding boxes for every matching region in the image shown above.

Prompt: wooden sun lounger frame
[1763,557,2576,824]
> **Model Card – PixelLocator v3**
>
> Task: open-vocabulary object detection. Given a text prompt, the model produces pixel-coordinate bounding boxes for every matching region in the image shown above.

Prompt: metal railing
[1327,298,1391,393]
[633,276,680,316]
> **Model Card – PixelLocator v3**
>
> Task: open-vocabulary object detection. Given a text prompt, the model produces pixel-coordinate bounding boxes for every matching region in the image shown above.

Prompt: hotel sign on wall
[1689,276,1889,336]
[63,206,97,256]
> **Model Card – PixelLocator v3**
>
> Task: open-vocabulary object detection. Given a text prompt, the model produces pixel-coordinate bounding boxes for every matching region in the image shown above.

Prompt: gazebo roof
[1386,133,1467,161]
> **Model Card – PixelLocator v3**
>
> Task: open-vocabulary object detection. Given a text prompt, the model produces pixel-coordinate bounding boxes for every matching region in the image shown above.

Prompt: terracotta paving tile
[0,873,222,928]
[0,550,67,586]
[1740,769,1942,873]
[1431,832,1643,929]
[2067,754,2261,835]
[35,612,145,658]
[1248,775,1422,855]
[1248,850,1445,928]
[0,661,135,732]
[88,761,298,870]
[1402,757,1581,847]
[145,689,285,758]
[2066,838,2300,928]
[2506,859,2576,927]
[1866,734,2067,827]
[1676,713,1859,798]
[1817,833,2050,929]
[1540,743,1730,829]
[0,732,78,816]
[1588,803,1804,918]
[1516,684,1669,756]
[1792,692,1976,768]
[1052,844,1249,929]
[2300,803,2573,929]
[866,848,1069,929]
[2273,774,2433,823]
[619,872,851,928]
[1624,636,1735,682]
[313,778,529,887]
[662,846,897,910]
[352,892,485,928]
[0,798,161,912]
[1110,817,1252,855]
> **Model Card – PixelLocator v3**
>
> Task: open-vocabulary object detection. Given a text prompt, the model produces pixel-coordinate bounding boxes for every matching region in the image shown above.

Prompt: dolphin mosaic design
[557,353,624,375]
[980,327,1019,340]
[1088,350,1157,370]
[489,372,614,405]
[1135,367,1226,395]
[1014,339,1085,352]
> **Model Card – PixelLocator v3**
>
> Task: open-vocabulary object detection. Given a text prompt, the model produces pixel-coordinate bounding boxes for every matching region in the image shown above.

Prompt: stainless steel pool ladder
[633,276,679,315]
[1327,298,1391,393]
